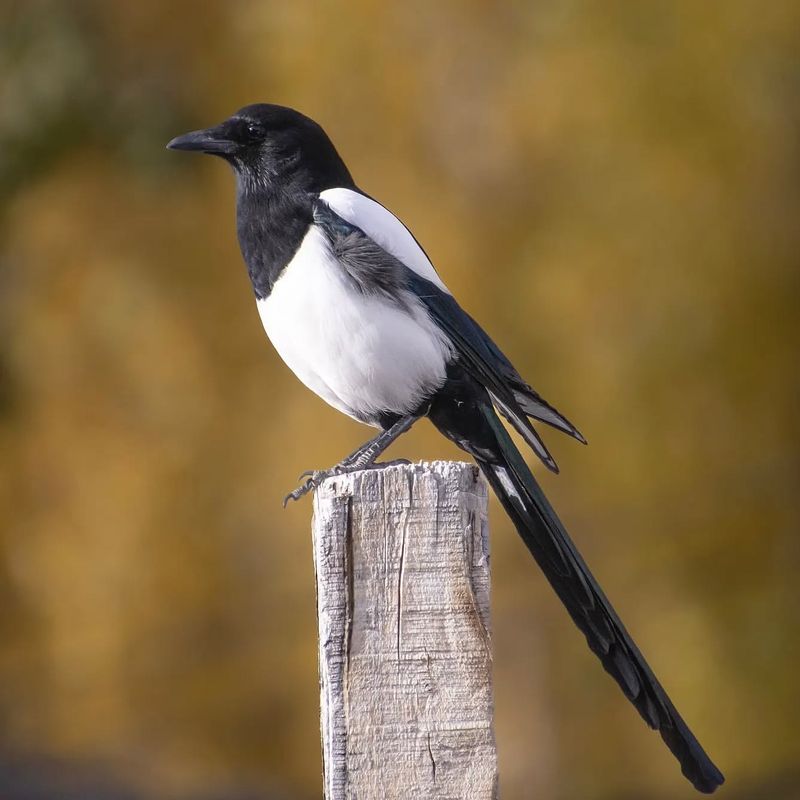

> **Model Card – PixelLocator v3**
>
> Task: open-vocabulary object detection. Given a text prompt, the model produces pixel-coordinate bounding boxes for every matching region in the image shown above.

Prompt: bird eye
[246,122,265,138]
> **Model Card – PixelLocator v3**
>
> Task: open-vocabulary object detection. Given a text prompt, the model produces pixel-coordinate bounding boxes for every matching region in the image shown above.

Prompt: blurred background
[1,1,798,798]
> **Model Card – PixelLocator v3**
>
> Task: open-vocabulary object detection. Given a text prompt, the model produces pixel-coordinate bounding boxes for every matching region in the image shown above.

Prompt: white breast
[257,226,452,424]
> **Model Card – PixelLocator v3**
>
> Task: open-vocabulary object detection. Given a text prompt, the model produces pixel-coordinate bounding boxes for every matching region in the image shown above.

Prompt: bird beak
[166,126,236,156]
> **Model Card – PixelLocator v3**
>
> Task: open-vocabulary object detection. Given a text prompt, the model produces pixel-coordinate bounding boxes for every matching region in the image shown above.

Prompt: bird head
[167,103,353,192]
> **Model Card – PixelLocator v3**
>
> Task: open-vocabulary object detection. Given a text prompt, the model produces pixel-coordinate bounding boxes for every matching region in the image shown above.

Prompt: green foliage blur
[1,2,798,798]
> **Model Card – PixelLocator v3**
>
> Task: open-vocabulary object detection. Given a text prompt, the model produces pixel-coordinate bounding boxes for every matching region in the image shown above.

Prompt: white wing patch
[319,187,451,293]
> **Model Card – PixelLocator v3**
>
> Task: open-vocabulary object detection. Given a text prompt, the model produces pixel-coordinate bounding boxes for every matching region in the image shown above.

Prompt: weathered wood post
[311,460,498,800]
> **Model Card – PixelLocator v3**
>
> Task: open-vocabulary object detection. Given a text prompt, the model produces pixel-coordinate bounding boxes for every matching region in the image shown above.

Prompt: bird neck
[235,182,314,299]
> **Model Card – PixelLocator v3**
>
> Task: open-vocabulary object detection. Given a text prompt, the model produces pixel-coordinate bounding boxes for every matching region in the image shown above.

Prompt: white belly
[257,226,452,424]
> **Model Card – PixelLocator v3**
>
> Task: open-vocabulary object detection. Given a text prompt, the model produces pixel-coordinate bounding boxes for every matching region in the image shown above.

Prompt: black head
[167,103,354,192]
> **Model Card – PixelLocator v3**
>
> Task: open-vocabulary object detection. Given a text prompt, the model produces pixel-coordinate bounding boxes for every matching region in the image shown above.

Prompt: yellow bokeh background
[1,2,798,798]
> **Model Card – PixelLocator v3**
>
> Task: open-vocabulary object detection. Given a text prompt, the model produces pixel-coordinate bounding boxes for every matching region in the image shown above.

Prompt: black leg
[339,415,418,468]
[283,415,421,506]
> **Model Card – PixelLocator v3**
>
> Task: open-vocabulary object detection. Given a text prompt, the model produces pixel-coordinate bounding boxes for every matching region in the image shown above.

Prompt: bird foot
[283,459,412,507]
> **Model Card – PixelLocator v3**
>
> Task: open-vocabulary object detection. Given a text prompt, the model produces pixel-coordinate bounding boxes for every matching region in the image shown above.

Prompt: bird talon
[283,480,312,508]
[283,471,334,508]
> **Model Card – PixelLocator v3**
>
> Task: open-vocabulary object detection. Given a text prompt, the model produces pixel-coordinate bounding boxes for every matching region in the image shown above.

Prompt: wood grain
[312,461,498,800]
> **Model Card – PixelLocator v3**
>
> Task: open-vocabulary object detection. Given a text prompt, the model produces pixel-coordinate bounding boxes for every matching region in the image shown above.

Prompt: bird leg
[283,414,420,506]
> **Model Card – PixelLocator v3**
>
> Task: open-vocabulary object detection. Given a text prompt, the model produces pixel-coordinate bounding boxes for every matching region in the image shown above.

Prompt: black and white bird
[167,104,724,793]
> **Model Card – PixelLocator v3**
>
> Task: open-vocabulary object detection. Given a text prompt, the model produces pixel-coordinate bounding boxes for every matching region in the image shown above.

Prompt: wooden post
[311,460,498,800]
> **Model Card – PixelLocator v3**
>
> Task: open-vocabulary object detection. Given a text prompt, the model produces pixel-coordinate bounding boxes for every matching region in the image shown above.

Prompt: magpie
[167,104,724,793]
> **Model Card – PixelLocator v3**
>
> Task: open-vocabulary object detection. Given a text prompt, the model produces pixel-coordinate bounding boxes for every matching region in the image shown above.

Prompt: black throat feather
[235,143,356,300]
[236,185,313,300]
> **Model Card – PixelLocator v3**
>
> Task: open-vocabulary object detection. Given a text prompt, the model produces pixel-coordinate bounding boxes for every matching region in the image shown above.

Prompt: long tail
[473,403,724,793]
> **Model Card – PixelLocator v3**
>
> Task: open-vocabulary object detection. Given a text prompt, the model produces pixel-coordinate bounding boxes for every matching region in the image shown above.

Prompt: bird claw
[283,480,314,508]
[283,468,339,507]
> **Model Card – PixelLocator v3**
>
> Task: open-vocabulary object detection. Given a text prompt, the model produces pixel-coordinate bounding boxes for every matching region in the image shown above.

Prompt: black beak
[166,126,235,156]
